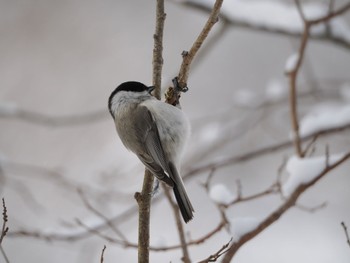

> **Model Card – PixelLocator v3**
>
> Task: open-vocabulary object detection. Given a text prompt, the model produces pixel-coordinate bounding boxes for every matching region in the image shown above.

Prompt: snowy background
[1,0,350,262]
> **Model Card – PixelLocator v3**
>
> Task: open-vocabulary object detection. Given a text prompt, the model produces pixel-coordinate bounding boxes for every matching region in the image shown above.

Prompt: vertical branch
[286,0,350,158]
[286,0,310,158]
[136,1,165,263]
[152,0,166,100]
[135,170,154,263]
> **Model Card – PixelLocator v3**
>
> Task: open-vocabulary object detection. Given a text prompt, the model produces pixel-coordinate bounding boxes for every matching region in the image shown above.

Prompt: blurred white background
[1,0,350,262]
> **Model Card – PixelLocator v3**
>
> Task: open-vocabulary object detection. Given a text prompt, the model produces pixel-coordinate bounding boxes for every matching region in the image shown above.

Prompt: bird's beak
[147,86,155,93]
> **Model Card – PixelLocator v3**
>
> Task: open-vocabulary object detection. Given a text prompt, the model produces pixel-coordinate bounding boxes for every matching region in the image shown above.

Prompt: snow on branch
[221,151,350,262]
[299,103,350,137]
[282,153,346,197]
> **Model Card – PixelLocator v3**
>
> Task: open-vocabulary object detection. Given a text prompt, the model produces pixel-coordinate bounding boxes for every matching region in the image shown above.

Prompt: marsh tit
[108,81,194,223]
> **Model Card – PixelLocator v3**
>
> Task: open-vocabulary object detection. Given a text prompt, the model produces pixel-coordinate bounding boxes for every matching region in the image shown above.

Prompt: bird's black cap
[108,81,154,117]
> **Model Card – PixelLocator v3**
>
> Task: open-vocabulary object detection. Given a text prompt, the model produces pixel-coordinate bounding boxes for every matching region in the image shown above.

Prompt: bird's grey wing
[135,105,174,187]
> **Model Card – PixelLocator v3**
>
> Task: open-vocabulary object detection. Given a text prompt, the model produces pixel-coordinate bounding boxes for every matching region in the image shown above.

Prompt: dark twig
[0,198,8,245]
[1,198,10,263]
[341,222,350,248]
[196,238,232,263]
[100,245,106,263]
[295,202,327,213]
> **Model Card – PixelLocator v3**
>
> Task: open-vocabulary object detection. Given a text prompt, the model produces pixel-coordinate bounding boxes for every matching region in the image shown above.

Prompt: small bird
[108,81,194,223]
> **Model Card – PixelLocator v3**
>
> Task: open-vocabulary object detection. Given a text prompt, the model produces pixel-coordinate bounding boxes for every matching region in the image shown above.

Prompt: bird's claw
[172,77,188,93]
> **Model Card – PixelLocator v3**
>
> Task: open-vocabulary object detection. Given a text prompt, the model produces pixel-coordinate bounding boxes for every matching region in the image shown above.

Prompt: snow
[188,0,350,44]
[265,79,286,101]
[230,217,260,240]
[299,103,350,137]
[232,89,259,107]
[339,83,350,102]
[285,53,299,73]
[282,154,345,197]
[0,101,19,115]
[199,122,221,143]
[209,184,235,205]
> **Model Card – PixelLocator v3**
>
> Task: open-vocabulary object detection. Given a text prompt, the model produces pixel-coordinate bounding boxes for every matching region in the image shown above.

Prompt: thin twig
[341,222,350,248]
[165,0,224,105]
[227,185,277,208]
[286,0,350,158]
[0,246,9,263]
[163,186,191,263]
[196,238,232,263]
[77,189,127,241]
[177,0,223,86]
[184,121,350,179]
[295,202,327,213]
[286,0,309,158]
[0,198,9,245]
[308,3,350,25]
[100,245,106,263]
[1,198,10,263]
[303,135,318,157]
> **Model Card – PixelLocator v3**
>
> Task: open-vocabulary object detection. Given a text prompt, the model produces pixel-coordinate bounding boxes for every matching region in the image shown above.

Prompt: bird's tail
[169,162,194,223]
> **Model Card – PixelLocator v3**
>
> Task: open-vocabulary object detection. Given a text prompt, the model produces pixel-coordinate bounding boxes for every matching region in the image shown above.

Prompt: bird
[108,81,194,223]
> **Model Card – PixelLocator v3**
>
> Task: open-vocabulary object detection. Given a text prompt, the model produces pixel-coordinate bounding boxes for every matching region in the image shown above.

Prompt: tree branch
[100,245,107,263]
[197,238,232,263]
[221,151,350,262]
[136,1,166,262]
[180,0,350,50]
[184,121,350,179]
[285,0,309,158]
[136,170,155,263]
[0,108,107,127]
[165,0,224,105]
